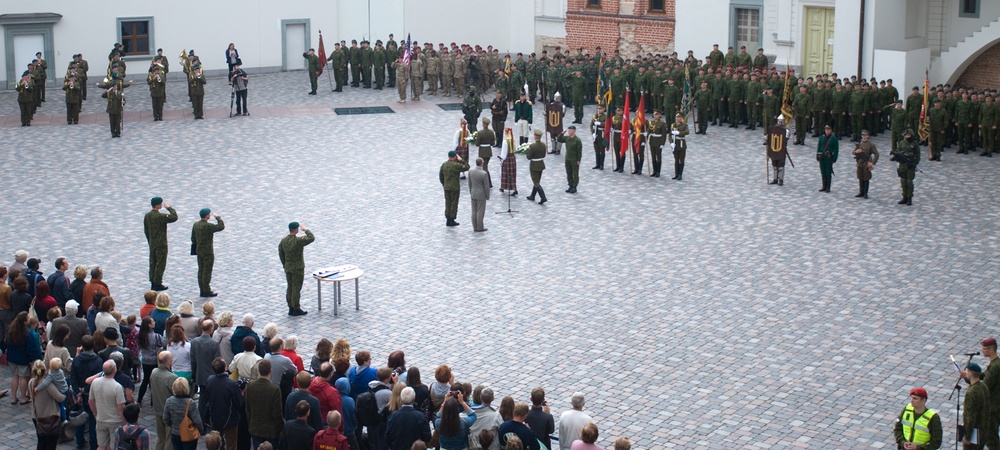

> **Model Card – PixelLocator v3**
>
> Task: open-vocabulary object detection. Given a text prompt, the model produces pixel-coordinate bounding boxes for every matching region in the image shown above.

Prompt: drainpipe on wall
[857,0,866,79]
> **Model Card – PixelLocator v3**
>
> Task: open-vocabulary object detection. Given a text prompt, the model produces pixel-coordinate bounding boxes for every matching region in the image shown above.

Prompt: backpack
[116,425,145,450]
[356,384,389,426]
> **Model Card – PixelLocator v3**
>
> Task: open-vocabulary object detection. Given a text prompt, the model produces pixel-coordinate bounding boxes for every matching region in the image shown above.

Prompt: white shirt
[557,409,593,450]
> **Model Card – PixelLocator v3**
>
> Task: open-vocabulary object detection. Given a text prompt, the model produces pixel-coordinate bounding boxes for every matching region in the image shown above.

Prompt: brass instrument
[179,49,194,82]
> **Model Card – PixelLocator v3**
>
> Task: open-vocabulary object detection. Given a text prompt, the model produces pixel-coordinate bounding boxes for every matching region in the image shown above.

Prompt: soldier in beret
[439,151,470,227]
[892,387,941,450]
[557,125,582,193]
[63,72,82,125]
[144,197,178,291]
[279,222,314,316]
[191,208,224,297]
[961,363,991,449]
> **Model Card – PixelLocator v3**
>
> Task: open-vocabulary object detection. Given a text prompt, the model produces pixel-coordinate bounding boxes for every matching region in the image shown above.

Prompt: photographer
[230,62,249,116]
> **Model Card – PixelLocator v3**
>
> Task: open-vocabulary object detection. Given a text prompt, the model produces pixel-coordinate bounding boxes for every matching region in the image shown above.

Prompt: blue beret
[199,208,211,217]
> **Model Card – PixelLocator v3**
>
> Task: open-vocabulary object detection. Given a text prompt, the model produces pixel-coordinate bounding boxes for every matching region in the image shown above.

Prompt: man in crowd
[90,360,126,450]
[386,386,432,450]
[246,359,284,449]
[892,387,941,450]
[203,357,244,450]
[190,320,220,418]
[468,157,491,233]
[150,351,178,450]
[558,393,592,450]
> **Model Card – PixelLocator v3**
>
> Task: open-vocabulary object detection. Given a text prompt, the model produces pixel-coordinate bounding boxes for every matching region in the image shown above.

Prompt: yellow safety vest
[900,404,936,444]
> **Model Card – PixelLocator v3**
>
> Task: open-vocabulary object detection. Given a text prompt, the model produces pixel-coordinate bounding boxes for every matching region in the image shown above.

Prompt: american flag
[402,33,412,65]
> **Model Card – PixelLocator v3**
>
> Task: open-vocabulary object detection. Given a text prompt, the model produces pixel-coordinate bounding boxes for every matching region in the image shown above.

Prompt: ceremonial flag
[603,87,613,147]
[633,93,646,150]
[918,70,931,142]
[620,88,632,157]
[681,65,692,122]
[402,33,412,65]
[596,56,604,101]
[504,55,512,75]
[316,31,327,76]
[780,64,793,124]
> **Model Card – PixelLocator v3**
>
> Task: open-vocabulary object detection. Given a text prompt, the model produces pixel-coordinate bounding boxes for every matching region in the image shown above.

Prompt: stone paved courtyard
[1,70,999,449]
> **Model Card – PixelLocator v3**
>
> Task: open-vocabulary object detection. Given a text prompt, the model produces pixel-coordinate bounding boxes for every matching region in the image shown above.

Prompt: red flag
[632,94,646,150]
[620,89,632,157]
[317,31,327,76]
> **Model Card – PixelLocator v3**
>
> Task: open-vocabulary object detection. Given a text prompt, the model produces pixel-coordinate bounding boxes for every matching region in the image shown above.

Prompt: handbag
[34,415,64,436]
[180,399,201,442]
[27,299,38,321]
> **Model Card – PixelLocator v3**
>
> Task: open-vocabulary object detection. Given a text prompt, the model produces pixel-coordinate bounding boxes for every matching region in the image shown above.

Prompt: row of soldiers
[14,52,50,126]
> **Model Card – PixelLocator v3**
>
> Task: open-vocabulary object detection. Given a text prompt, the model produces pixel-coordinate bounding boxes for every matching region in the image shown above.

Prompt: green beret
[448,151,457,158]
[288,221,300,230]
[904,128,914,135]
[199,208,211,217]
[968,363,983,373]
[188,50,195,56]
[567,125,576,130]
[151,197,163,206]
[533,129,543,136]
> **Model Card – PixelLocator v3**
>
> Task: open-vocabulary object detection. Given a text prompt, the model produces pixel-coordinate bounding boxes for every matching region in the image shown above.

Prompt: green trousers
[285,270,304,309]
[444,190,459,220]
[897,167,915,197]
[197,253,214,294]
[149,246,167,285]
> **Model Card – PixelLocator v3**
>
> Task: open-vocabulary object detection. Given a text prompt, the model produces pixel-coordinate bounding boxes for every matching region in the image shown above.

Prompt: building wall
[954,40,1000,89]
[565,0,676,57]
[674,0,728,60]
[944,0,1000,52]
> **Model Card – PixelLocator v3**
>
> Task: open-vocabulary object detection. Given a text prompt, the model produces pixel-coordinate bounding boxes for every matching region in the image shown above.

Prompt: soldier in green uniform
[970,91,982,150]
[884,99,906,153]
[928,100,948,161]
[906,86,923,134]
[147,65,166,121]
[816,125,839,192]
[745,74,762,130]
[812,82,829,137]
[753,48,767,71]
[189,66,206,120]
[476,117,496,181]
[851,130,879,199]
[762,87,780,132]
[525,55,538,102]
[670,113,690,180]
[792,85,811,145]
[278,222,315,316]
[373,41,387,90]
[526,129,548,204]
[737,46,752,67]
[662,77,679,123]
[303,48,320,95]
[890,129,920,205]
[34,52,47,104]
[590,104,608,169]
[714,71,729,125]
[425,49,439,95]
[569,70,587,124]
[349,40,362,87]
[190,208,224,297]
[708,44,723,69]
[892,388,942,450]
[609,68,625,111]
[439,151,470,226]
[557,125,583,192]
[646,110,667,177]
[360,40,373,89]
[849,83,866,142]
[694,80,711,134]
[830,82,847,137]
[728,72,744,128]
[980,94,997,157]
[453,51,467,97]
[962,363,991,450]
[955,92,973,154]
[462,88,483,131]
[391,55,409,103]
[143,197,178,291]
[98,74,129,138]
[979,338,1000,450]
[409,51,424,101]
[63,72,83,125]
[385,41,398,88]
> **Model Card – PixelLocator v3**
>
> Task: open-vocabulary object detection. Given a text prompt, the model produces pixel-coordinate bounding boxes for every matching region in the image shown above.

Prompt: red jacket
[308,377,343,432]
[312,428,349,450]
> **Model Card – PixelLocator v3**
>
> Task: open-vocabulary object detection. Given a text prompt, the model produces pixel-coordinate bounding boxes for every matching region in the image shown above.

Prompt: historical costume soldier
[499,128,518,195]
[590,104,608,170]
[852,130,879,199]
[816,124,839,192]
[670,113,690,180]
[646,110,667,177]
[890,129,920,205]
[462,87,483,131]
[98,74,130,138]
[611,106,626,172]
[526,129,548,204]
[191,208,224,297]
[766,116,790,186]
[546,93,566,154]
[189,66,207,119]
[279,222,315,316]
[490,91,507,147]
[16,71,35,126]
[144,197,178,291]
[148,65,166,121]
[439,151,470,226]
[892,388,942,450]
[303,49,320,95]
[557,125,583,193]
[928,100,948,161]
[476,117,496,183]
[63,72,83,125]
[391,55,408,103]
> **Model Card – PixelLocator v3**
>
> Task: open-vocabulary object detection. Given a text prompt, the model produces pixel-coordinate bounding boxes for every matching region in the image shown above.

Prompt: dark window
[960,0,980,17]
[587,0,600,8]
[121,20,150,55]
[649,0,665,12]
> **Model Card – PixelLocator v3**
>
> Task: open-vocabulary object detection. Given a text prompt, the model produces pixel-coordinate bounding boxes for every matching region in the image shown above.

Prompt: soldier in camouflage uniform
[425,50,440,96]
[373,41,387,90]
[440,49,453,96]
[961,364,991,450]
[439,151,470,226]
[391,55,408,103]
[954,91,973,154]
[191,208,224,297]
[303,49,320,95]
[890,129,919,205]
[279,222,314,316]
[453,51,467,96]
[928,99,948,161]
[462,87,483,131]
[349,40,361,87]
[792,85,811,145]
[884,99,906,153]
[980,94,997,157]
[360,40,373,88]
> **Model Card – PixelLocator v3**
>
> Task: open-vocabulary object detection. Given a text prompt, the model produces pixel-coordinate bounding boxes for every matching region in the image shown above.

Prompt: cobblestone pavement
[1,71,999,449]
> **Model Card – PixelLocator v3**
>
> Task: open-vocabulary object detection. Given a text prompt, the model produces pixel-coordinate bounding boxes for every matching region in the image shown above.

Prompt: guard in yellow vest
[893,387,942,450]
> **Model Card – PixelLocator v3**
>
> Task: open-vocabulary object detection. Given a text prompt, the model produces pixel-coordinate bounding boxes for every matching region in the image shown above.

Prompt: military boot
[855,181,865,197]
[676,163,684,181]
[527,187,537,201]
[537,187,547,205]
[671,163,679,180]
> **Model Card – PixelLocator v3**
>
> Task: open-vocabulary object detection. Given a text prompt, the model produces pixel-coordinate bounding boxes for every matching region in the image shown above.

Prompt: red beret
[983,338,997,347]
[910,388,928,398]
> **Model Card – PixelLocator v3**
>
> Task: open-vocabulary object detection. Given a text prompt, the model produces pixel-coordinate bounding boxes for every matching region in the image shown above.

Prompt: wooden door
[804,7,835,76]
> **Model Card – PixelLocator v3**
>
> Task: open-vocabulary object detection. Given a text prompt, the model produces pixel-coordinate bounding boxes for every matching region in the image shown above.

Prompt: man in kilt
[499,127,519,195]
[453,117,471,179]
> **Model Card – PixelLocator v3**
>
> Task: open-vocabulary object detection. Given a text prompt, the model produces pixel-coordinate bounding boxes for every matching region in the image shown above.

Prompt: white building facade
[675,0,1000,93]
[0,0,566,89]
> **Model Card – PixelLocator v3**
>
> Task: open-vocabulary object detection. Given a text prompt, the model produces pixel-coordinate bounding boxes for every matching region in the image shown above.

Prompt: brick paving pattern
[1,70,998,449]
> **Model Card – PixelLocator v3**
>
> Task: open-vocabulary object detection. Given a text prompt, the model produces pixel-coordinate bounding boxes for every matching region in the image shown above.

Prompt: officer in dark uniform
[590,104,608,169]
[526,129,548,204]
[647,110,667,177]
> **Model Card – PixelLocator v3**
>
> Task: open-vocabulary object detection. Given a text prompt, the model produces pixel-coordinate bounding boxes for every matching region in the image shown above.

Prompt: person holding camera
[434,390,477,450]
[231,62,249,116]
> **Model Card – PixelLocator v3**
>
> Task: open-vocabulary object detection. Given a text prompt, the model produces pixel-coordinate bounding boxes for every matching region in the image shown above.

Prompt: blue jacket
[24,269,43,297]
[149,307,172,335]
[5,329,42,366]
[387,405,433,450]
[70,350,103,394]
[203,373,244,429]
[435,410,477,450]
[335,378,357,434]
[45,271,73,308]
[285,389,323,432]
[230,326,264,357]
[348,365,376,399]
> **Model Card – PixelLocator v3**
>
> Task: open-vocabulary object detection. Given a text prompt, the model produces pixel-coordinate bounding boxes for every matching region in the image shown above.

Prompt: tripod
[229,82,236,118]
[948,353,976,450]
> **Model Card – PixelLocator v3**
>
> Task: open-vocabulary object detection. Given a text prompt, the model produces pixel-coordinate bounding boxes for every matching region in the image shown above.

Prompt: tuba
[179,49,194,82]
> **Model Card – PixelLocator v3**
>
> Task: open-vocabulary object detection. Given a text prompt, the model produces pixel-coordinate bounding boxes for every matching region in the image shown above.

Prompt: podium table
[311,265,364,316]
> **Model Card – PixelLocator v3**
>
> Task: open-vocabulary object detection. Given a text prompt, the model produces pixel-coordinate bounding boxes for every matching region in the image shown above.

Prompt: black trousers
[235,90,248,114]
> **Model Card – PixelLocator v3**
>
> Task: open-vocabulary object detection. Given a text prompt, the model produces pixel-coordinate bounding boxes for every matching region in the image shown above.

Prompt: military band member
[670,113,690,180]
[476,118,496,184]
[647,110,667,177]
[557,125,583,193]
[611,107,625,172]
[189,66,207,119]
[816,124,839,192]
[303,48,320,95]
[279,222,314,316]
[852,130,879,199]
[766,116,790,186]
[890,129,920,206]
[34,52,48,103]
[440,151,470,226]
[191,208,224,297]
[590,104,608,169]
[63,72,82,125]
[148,65,166,121]
[513,92,533,144]
[98,74,130,138]
[526,129,548,204]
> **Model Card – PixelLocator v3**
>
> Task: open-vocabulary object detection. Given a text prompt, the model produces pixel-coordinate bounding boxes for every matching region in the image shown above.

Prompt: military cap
[157,48,162,52]
[675,113,683,118]
[481,117,490,125]
[824,124,832,129]
[199,208,211,217]
[912,86,919,90]
[533,129,544,136]
[904,128,914,135]
[728,46,733,49]
[308,48,314,52]
[653,109,662,114]
[567,125,576,130]
[31,59,37,64]
[351,39,357,43]
[188,50,195,56]
[968,363,983,373]
[111,72,119,79]
[909,388,927,399]
[983,338,997,347]
[448,151,457,158]
[740,45,746,49]
[895,99,903,104]
[151,197,163,206]
[375,40,382,45]
[21,70,30,77]
[933,99,941,104]
[861,129,869,135]
[288,221,299,230]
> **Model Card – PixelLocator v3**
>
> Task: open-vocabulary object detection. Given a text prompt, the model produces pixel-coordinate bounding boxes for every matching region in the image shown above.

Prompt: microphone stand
[496,156,519,218]
[948,353,975,450]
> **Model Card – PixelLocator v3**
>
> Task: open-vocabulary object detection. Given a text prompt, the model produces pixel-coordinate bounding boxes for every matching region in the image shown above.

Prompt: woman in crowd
[178,300,200,341]
[388,350,407,384]
[311,338,333,373]
[68,265,88,311]
[386,381,408,417]
[407,367,430,415]
[28,359,66,450]
[162,377,204,450]
[32,281,58,323]
[0,267,13,345]
[259,323,278,354]
[570,423,602,450]
[136,316,164,403]
[435,393,477,450]
[94,296,120,343]
[332,338,351,362]
[200,302,216,325]
[282,335,305,374]
[42,323,71,369]
[212,312,236,364]
[166,324,192,381]
[430,364,454,412]
[499,396,515,422]
[150,292,172,335]
[11,276,33,315]
[6,311,43,404]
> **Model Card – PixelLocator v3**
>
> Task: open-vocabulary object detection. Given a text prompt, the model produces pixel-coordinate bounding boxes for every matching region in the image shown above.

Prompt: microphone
[965,352,981,356]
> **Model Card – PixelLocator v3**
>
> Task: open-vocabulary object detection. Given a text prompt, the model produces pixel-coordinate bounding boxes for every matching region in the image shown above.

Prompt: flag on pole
[317,31,327,76]
[632,93,646,150]
[620,88,632,158]
[402,34,412,65]
[603,87,613,147]
[918,70,931,142]
[682,65,692,122]
[504,55,512,75]
[780,65,793,123]
[595,56,604,101]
